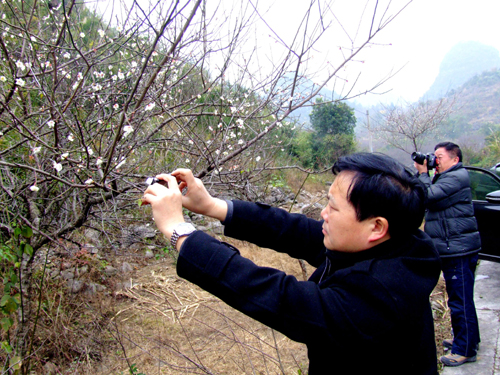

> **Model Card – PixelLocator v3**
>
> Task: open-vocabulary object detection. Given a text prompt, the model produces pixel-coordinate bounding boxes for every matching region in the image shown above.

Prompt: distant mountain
[423,41,500,101]
[442,68,500,138]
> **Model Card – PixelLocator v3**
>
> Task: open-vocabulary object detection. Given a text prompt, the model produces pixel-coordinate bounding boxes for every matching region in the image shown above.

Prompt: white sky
[93,0,500,106]
[255,0,500,106]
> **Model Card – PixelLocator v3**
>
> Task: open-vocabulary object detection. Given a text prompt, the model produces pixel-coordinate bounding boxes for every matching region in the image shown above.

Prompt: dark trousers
[442,253,480,357]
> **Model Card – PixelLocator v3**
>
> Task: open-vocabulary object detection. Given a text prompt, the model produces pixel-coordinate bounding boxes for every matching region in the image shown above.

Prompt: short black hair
[434,141,462,162]
[332,153,427,237]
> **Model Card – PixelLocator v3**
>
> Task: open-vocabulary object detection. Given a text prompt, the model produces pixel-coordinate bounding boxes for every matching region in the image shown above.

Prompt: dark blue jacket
[177,200,440,374]
[418,163,481,257]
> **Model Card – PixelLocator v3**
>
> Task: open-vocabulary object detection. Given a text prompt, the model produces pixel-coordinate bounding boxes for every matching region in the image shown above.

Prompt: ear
[367,217,390,243]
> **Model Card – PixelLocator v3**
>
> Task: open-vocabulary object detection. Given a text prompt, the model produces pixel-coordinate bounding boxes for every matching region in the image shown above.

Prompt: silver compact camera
[144,177,168,187]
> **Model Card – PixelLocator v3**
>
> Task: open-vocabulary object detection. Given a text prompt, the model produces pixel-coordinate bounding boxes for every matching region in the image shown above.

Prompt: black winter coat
[177,200,441,374]
[418,163,481,257]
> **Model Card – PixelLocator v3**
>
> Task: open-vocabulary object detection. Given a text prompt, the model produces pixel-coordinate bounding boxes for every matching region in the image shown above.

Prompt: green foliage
[288,100,356,169]
[310,99,356,137]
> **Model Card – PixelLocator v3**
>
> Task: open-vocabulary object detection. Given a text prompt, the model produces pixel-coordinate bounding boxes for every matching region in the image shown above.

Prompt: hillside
[423,41,500,101]
[442,68,500,138]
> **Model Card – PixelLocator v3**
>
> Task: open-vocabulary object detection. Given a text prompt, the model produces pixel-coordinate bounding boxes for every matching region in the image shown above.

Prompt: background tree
[291,99,356,168]
[376,97,457,153]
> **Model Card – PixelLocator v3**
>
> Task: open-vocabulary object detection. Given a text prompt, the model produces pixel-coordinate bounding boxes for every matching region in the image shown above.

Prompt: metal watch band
[170,223,196,249]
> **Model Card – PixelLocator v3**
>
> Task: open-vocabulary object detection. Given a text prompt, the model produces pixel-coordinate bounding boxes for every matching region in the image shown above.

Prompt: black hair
[434,141,462,162]
[332,153,427,237]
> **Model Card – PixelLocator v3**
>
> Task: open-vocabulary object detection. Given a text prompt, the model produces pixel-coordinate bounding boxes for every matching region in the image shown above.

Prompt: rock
[61,270,75,280]
[86,282,106,295]
[67,279,85,293]
[104,265,118,276]
[300,204,323,220]
[120,262,133,273]
[43,361,58,374]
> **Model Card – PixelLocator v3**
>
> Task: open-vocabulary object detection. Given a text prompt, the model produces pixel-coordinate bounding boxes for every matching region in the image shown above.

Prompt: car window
[468,169,500,200]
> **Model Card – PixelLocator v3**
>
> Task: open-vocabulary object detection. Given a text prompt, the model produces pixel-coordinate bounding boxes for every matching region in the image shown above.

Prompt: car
[465,166,500,263]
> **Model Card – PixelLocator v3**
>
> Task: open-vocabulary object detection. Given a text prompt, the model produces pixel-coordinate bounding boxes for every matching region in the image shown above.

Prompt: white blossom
[86,147,93,156]
[63,52,71,59]
[116,158,126,169]
[61,152,69,159]
[123,125,133,137]
[188,140,194,145]
[67,134,74,142]
[47,120,55,128]
[32,147,41,154]
[16,61,25,70]
[80,32,85,38]
[145,102,155,111]
[53,161,62,172]
[96,157,103,166]
[15,78,25,87]
[256,156,261,162]
[117,71,124,80]
[98,29,105,38]
[238,139,244,145]
[85,178,94,185]
[30,185,39,192]
[0,76,5,82]
[113,103,119,110]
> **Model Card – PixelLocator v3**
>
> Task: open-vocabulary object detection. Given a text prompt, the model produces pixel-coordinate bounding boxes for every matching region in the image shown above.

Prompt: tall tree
[305,99,357,168]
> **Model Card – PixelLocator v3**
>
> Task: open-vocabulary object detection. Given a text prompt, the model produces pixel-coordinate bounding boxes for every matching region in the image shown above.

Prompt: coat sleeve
[223,200,326,267]
[419,172,464,211]
[176,231,402,346]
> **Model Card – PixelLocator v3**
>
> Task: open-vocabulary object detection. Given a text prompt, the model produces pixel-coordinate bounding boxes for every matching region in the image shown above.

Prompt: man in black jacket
[144,153,441,374]
[415,142,481,367]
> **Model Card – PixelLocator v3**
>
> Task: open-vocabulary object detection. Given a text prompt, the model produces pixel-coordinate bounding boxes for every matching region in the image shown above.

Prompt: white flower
[85,178,94,185]
[61,152,69,159]
[96,157,103,166]
[256,156,261,162]
[116,158,126,169]
[86,147,93,156]
[131,61,138,68]
[0,76,6,82]
[188,140,194,145]
[98,29,105,38]
[15,78,25,87]
[16,61,25,70]
[80,32,85,38]
[53,161,62,172]
[32,147,41,154]
[145,102,155,111]
[238,139,244,145]
[47,120,55,128]
[113,103,119,110]
[123,125,133,137]
[63,52,71,59]
[67,134,74,142]
[117,71,124,80]
[30,185,39,192]
[186,159,190,163]
[77,72,83,80]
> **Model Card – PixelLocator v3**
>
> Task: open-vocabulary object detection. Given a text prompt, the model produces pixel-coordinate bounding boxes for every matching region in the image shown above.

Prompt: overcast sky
[95,0,500,106]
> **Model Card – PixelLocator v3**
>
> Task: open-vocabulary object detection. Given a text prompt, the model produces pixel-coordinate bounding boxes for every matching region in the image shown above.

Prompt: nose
[321,206,328,221]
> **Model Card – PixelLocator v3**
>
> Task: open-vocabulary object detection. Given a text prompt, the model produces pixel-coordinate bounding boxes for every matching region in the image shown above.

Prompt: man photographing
[143,153,441,374]
[415,142,481,367]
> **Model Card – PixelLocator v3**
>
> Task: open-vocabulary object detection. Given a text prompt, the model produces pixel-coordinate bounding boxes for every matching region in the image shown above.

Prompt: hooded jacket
[418,163,481,257]
[177,200,440,374]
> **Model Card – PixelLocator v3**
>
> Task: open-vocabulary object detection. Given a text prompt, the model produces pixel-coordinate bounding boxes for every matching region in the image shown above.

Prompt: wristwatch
[170,222,196,249]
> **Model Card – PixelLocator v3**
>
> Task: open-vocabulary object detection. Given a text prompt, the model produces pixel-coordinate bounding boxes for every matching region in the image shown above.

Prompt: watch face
[176,223,196,236]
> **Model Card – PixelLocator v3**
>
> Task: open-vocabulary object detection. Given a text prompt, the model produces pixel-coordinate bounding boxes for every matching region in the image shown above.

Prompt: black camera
[411,152,437,170]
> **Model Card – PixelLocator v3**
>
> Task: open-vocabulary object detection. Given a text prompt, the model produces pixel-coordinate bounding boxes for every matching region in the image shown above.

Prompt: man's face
[321,172,375,252]
[434,147,459,173]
